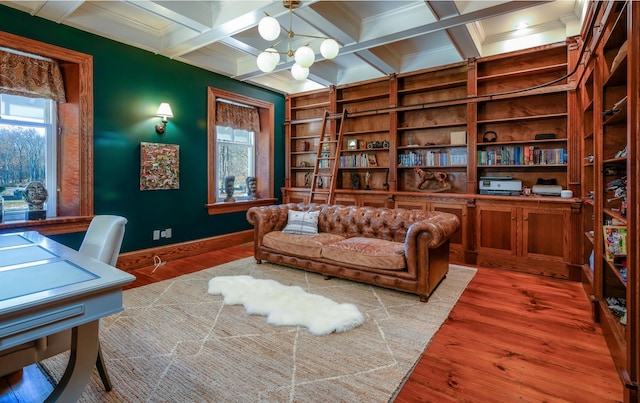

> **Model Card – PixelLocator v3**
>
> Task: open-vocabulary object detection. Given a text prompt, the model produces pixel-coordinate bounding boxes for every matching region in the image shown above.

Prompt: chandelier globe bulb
[265,48,280,64]
[291,63,309,80]
[258,16,280,41]
[320,38,339,59]
[294,46,315,68]
[257,51,278,72]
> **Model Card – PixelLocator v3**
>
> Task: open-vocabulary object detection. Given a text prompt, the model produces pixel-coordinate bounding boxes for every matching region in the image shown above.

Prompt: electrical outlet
[152,230,160,240]
[165,228,172,238]
[160,230,167,238]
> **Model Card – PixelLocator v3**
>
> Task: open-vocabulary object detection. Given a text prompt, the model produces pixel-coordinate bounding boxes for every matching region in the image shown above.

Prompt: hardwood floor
[1,243,623,402]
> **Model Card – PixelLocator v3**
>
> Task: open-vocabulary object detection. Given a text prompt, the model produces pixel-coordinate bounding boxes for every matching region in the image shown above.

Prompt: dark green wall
[0,5,286,253]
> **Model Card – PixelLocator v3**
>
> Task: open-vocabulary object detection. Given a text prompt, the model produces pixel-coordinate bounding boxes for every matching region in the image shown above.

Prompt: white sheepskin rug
[208,275,364,336]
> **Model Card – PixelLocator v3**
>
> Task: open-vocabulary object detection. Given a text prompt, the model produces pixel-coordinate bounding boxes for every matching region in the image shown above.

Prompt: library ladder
[309,110,347,204]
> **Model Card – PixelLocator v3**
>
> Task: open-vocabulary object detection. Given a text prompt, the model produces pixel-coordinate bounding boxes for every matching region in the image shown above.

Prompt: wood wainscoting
[115,229,254,271]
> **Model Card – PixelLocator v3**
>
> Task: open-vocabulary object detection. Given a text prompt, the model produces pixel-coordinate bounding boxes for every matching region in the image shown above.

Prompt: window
[216,124,255,201]
[0,94,57,220]
[207,87,275,214]
[0,31,93,234]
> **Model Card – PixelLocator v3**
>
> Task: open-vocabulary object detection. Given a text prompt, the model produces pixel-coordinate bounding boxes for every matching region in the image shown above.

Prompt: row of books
[339,153,377,168]
[477,146,567,166]
[398,150,468,167]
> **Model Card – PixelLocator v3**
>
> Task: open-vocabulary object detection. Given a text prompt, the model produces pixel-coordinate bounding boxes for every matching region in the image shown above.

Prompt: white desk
[0,231,135,402]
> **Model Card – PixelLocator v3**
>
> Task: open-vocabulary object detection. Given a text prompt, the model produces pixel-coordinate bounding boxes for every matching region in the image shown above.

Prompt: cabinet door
[476,204,517,255]
[521,207,569,262]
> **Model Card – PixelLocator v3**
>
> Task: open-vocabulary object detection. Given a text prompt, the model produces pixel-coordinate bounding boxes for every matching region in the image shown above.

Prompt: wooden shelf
[477,112,567,124]
[290,101,330,111]
[603,208,627,224]
[336,93,389,103]
[397,79,467,94]
[477,164,567,168]
[397,165,468,169]
[398,122,467,130]
[602,157,627,164]
[604,259,627,286]
[343,129,389,135]
[477,63,568,82]
[477,138,567,147]
[398,144,467,150]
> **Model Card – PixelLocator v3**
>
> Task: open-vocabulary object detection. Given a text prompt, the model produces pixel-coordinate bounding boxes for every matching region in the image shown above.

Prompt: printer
[479,176,522,196]
[532,184,563,196]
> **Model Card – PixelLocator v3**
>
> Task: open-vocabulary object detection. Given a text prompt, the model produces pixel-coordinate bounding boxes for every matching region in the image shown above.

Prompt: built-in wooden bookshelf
[283,42,582,282]
[577,1,638,399]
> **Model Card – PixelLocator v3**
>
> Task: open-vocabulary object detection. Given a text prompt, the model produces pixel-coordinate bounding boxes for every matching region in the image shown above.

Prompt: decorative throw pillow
[282,210,319,235]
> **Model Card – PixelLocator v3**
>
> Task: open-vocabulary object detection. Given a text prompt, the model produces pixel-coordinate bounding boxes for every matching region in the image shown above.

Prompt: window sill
[0,216,93,235]
[205,198,277,215]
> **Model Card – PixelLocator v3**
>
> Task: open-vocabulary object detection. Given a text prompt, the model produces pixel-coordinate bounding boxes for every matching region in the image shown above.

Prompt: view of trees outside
[0,94,50,216]
[0,125,46,210]
[216,126,254,201]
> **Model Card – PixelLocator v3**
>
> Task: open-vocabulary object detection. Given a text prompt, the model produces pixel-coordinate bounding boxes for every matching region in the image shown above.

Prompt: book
[603,225,627,262]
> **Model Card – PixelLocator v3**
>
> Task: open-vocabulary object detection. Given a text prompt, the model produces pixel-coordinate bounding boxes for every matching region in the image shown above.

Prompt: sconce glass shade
[258,16,280,41]
[320,39,340,59]
[155,103,173,134]
[156,103,174,120]
[294,46,315,68]
[291,63,309,80]
[257,50,278,72]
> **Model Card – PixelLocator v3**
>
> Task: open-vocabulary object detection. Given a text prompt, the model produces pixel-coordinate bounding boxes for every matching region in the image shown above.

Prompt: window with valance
[0,50,66,103]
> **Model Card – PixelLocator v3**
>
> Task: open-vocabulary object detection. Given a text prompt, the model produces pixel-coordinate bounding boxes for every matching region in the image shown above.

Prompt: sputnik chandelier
[256,0,340,80]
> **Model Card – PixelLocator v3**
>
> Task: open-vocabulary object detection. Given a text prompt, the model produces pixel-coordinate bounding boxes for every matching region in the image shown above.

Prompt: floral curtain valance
[0,50,66,103]
[216,100,260,133]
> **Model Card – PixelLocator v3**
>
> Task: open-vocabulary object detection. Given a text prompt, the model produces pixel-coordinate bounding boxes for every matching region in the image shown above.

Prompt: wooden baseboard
[116,230,254,271]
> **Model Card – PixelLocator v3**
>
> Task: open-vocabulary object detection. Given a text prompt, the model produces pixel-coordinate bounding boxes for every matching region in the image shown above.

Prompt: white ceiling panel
[0,0,589,94]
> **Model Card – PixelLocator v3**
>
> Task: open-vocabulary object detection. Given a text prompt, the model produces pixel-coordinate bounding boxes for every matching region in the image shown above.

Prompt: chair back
[79,215,127,266]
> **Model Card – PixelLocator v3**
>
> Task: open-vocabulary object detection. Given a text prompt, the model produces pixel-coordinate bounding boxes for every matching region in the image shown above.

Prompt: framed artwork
[140,142,180,191]
[367,154,378,167]
[347,139,358,150]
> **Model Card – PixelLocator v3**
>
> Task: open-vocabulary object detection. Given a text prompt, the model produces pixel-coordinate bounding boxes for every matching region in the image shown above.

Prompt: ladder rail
[309,110,347,204]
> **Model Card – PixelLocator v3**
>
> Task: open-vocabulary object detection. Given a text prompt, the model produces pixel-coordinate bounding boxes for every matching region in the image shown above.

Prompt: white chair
[0,215,127,391]
[78,215,127,391]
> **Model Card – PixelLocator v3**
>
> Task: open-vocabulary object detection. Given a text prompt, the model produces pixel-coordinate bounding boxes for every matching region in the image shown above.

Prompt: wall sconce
[155,102,173,134]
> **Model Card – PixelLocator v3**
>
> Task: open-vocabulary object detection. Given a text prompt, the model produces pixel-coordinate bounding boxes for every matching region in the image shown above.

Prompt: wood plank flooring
[1,243,623,402]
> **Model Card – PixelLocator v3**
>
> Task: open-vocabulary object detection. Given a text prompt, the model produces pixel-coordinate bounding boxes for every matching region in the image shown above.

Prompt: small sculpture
[224,175,235,202]
[413,168,451,192]
[351,173,360,190]
[246,176,258,200]
[304,172,312,188]
[365,171,371,190]
[24,181,48,210]
[24,181,48,220]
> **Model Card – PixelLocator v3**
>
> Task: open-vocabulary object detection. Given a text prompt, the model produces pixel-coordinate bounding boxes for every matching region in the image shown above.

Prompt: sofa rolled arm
[404,212,460,272]
[406,213,460,249]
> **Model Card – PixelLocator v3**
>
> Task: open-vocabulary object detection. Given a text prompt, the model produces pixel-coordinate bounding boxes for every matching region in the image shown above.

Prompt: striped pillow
[282,210,319,235]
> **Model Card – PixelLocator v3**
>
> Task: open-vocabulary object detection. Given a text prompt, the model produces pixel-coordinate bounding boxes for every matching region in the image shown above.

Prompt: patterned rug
[41,257,476,402]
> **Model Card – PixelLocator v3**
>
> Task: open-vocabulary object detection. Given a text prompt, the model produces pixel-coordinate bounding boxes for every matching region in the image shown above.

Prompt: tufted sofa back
[315,204,435,242]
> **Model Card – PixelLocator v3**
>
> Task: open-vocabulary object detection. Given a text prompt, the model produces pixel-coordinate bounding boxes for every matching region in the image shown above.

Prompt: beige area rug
[41,257,476,402]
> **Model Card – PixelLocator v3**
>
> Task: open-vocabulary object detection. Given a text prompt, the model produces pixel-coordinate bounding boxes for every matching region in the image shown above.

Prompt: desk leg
[45,320,99,403]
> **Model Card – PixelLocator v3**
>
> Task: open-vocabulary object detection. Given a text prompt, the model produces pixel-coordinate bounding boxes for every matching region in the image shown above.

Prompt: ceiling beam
[426,0,481,59]
[233,0,548,82]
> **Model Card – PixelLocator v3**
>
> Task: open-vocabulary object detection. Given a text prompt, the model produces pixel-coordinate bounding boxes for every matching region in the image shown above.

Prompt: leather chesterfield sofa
[246,203,460,301]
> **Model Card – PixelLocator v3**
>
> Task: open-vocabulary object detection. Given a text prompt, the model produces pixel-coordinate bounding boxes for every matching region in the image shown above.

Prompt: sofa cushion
[321,237,406,270]
[263,231,345,258]
[282,210,320,235]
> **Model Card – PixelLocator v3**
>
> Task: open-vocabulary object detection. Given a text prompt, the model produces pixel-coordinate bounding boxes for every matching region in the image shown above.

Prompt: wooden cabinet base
[282,187,581,279]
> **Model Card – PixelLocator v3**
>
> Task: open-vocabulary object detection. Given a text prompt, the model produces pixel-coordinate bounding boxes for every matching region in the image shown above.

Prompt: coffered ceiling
[0,0,588,94]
